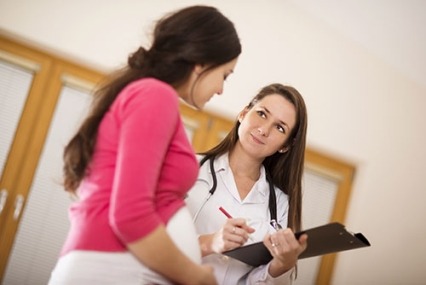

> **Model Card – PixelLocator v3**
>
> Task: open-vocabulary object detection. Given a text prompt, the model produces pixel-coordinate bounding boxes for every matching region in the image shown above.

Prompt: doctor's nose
[257,126,269,137]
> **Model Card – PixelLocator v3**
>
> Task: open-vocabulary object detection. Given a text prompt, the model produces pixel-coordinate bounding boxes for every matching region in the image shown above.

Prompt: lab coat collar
[216,153,269,198]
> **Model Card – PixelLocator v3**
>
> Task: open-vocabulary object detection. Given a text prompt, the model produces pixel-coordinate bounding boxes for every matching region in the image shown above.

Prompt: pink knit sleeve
[109,80,179,243]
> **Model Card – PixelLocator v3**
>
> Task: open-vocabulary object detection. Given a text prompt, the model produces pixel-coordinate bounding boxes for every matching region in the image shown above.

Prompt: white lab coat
[185,154,294,285]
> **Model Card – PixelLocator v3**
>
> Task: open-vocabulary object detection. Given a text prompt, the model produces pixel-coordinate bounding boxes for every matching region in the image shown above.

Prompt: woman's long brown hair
[63,6,241,193]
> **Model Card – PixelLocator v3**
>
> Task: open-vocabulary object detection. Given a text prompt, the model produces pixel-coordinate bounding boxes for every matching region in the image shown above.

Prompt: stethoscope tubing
[192,157,278,225]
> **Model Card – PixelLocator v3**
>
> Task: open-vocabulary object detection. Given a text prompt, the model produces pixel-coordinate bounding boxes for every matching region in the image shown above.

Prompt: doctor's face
[237,94,296,159]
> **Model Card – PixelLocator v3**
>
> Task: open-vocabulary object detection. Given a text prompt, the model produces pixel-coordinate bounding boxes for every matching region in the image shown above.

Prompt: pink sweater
[61,78,198,255]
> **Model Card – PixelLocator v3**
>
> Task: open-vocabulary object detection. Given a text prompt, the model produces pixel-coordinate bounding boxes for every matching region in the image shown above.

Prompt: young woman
[186,83,308,284]
[49,5,241,285]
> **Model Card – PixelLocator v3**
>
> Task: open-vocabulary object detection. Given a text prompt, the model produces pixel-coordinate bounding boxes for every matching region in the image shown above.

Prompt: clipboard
[222,222,370,267]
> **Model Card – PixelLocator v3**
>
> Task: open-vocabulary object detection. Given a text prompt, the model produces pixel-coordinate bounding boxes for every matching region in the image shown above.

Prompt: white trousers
[48,206,201,285]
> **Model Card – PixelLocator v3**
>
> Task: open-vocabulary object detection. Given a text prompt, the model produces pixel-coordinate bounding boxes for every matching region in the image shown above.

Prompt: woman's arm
[109,81,217,284]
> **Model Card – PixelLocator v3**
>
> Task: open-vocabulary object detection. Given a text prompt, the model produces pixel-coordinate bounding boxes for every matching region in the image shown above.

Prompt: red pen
[219,206,232,218]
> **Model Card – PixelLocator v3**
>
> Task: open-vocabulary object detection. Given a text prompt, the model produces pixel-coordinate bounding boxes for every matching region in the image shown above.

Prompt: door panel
[3,82,93,285]
[0,60,33,176]
[0,37,53,280]
[179,103,211,152]
[203,116,234,151]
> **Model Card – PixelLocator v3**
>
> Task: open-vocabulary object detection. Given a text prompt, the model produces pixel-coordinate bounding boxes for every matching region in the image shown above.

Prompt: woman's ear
[238,114,243,123]
[278,146,289,153]
[193,64,205,75]
[238,107,249,123]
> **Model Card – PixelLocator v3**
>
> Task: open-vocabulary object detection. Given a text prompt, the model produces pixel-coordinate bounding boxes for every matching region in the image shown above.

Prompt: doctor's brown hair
[200,83,307,233]
[63,5,241,193]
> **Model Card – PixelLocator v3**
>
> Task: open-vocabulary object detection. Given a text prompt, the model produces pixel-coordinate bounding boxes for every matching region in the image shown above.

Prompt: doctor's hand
[198,218,255,256]
[263,228,308,277]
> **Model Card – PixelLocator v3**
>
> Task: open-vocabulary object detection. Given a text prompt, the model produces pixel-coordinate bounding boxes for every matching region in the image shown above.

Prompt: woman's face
[180,57,238,109]
[237,94,296,159]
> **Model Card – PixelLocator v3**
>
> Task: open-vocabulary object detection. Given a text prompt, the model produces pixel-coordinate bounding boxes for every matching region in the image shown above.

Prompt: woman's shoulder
[113,78,178,112]
[125,78,176,99]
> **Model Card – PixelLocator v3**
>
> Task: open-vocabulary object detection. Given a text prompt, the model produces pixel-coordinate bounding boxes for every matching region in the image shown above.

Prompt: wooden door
[0,35,53,281]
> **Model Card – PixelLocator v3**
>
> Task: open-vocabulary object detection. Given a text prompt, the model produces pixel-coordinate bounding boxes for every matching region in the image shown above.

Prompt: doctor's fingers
[280,228,308,252]
[226,218,255,234]
[270,229,307,256]
[219,230,245,251]
[228,218,250,228]
[225,226,249,245]
[222,238,244,252]
[223,219,250,236]
[272,229,297,247]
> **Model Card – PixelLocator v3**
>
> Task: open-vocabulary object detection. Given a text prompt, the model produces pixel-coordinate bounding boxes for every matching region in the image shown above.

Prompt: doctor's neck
[228,148,262,181]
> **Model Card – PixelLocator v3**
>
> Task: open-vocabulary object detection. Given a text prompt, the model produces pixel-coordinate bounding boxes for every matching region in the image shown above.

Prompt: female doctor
[186,83,308,284]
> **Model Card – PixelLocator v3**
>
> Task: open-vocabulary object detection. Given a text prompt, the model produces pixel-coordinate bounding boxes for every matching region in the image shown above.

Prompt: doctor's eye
[256,110,266,118]
[276,124,285,133]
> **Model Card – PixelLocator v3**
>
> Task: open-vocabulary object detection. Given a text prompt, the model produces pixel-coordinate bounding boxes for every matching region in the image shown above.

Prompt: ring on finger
[232,227,236,234]
[272,242,280,247]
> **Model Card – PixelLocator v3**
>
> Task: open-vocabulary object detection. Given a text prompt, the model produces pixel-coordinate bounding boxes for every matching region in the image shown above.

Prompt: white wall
[1,0,426,284]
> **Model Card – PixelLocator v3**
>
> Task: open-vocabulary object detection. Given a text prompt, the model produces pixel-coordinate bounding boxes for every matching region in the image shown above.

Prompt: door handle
[0,189,8,215]
[13,194,25,220]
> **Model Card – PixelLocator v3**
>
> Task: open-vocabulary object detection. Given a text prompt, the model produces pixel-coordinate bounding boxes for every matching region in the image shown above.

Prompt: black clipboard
[222,222,370,267]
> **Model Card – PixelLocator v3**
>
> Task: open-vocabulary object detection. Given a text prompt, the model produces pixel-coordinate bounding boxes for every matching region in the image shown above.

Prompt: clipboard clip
[270,219,282,231]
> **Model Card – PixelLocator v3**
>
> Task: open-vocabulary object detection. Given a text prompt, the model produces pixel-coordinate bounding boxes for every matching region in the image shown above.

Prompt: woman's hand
[263,228,308,277]
[199,218,255,256]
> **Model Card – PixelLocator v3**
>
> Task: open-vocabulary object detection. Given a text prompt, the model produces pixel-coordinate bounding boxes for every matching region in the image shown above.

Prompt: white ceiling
[291,0,426,88]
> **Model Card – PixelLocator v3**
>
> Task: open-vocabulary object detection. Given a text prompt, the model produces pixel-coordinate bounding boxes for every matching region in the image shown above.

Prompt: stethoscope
[192,156,281,230]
